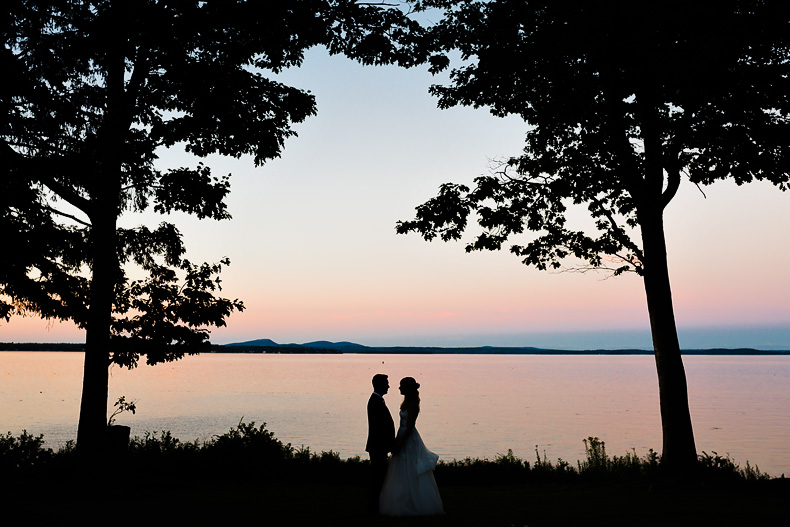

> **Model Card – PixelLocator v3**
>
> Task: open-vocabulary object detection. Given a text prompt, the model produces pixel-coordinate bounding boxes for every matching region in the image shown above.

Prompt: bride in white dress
[379,377,444,516]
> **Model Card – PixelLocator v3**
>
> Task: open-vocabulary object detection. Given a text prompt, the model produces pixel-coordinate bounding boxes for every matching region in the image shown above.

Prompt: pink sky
[2,49,788,349]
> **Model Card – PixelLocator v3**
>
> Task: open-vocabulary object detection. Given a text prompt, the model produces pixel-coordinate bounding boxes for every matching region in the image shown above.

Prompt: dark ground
[9,476,788,526]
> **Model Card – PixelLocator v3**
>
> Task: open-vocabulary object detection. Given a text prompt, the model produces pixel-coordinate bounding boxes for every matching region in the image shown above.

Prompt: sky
[2,47,789,350]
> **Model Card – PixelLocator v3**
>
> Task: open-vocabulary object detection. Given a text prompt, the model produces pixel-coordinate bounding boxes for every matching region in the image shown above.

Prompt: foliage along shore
[2,342,789,355]
[2,421,786,483]
[3,422,787,526]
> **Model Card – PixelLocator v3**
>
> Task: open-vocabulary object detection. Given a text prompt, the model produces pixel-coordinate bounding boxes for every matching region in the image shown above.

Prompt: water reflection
[1,352,788,476]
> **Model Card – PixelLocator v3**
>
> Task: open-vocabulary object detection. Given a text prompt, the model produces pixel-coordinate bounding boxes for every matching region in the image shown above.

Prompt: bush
[201,420,294,479]
[698,450,769,483]
[577,437,660,480]
[0,424,778,488]
[0,430,54,472]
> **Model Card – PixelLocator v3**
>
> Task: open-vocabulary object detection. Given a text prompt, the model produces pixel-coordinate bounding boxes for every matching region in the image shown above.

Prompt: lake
[1,352,788,476]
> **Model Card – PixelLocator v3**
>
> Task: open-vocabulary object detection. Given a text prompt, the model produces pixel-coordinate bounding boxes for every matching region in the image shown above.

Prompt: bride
[379,377,444,516]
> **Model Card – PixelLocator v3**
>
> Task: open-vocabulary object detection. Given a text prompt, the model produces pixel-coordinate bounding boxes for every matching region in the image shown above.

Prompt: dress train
[379,410,444,516]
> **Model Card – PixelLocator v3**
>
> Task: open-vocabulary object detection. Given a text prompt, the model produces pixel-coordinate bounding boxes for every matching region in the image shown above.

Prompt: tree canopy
[398,0,790,473]
[2,0,326,364]
[402,0,789,273]
[1,0,423,449]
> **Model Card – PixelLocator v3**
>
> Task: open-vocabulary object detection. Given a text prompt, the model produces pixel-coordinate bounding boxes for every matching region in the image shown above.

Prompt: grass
[2,423,788,526]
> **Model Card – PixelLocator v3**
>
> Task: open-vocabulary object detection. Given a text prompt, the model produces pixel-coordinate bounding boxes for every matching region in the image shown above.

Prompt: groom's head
[372,374,389,395]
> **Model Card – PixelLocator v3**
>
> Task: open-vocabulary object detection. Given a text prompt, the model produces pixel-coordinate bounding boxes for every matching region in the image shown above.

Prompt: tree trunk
[640,211,697,475]
[75,215,115,454]
[76,4,125,456]
[76,154,120,457]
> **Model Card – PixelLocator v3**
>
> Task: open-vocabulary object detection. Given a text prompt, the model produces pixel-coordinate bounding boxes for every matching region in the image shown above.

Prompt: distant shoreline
[2,342,789,355]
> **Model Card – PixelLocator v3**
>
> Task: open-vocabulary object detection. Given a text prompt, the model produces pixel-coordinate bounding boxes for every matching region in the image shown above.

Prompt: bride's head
[399,377,420,409]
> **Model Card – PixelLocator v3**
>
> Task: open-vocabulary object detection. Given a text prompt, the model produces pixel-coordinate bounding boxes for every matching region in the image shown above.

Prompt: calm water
[1,352,789,476]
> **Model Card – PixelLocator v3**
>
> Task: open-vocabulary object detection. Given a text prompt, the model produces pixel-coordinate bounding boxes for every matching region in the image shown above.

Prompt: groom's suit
[366,393,395,513]
[366,393,395,454]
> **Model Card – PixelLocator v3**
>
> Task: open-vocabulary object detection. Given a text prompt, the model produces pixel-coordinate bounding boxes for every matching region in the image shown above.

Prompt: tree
[1,0,421,455]
[397,0,790,474]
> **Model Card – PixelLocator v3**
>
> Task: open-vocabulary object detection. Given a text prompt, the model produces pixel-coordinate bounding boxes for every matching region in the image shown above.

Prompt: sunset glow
[2,49,788,350]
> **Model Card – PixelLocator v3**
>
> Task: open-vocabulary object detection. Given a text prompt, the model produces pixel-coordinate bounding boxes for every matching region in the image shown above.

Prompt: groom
[366,373,395,514]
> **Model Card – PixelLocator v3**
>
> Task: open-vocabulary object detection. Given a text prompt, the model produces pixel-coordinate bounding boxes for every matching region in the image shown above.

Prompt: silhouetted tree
[397,0,790,474]
[1,0,421,455]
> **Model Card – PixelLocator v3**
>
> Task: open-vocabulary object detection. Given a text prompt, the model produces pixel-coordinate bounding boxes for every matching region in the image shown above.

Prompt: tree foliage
[2,0,320,365]
[400,0,789,272]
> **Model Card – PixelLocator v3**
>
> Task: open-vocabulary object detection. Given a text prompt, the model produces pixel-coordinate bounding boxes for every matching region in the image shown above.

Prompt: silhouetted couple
[365,373,443,516]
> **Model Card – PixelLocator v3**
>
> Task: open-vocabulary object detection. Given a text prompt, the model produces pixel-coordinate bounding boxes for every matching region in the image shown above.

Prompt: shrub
[698,451,769,483]
[0,430,53,472]
[203,420,294,479]
[0,424,777,488]
[576,437,660,480]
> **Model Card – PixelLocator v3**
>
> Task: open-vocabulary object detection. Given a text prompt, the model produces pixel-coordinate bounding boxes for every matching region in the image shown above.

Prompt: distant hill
[227,338,281,348]
[302,340,368,351]
[225,339,366,352]
[3,340,788,355]
[219,339,790,355]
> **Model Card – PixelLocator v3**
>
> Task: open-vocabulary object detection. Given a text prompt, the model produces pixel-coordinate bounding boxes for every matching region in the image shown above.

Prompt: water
[1,352,788,476]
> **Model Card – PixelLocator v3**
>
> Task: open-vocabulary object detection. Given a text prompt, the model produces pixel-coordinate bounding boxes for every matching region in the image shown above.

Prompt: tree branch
[588,193,644,261]
[45,206,92,227]
[2,140,94,216]
[661,145,682,209]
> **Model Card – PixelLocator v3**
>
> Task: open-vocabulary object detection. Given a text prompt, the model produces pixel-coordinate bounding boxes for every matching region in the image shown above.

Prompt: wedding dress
[379,410,444,516]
